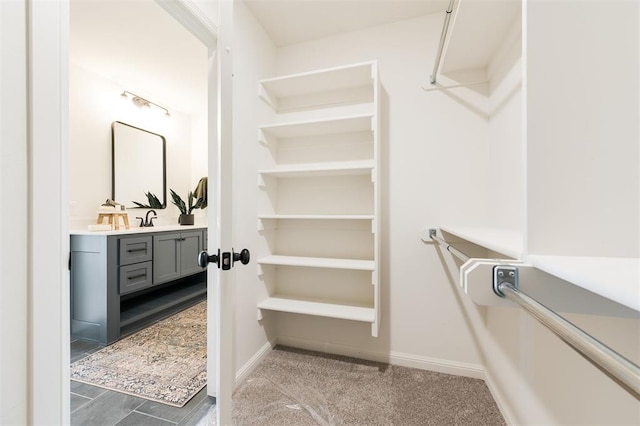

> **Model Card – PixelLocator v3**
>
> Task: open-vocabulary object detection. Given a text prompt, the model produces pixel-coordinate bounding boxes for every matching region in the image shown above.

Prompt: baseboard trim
[483,369,516,426]
[275,336,484,379]
[235,339,275,387]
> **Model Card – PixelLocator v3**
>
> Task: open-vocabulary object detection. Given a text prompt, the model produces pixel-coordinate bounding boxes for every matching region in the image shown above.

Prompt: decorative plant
[132,192,163,209]
[170,189,204,215]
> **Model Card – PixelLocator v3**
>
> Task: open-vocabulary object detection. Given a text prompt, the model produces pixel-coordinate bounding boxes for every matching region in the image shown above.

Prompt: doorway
[67,1,214,423]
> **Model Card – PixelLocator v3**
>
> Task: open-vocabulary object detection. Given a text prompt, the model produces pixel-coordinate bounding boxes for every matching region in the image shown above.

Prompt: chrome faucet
[136,210,157,227]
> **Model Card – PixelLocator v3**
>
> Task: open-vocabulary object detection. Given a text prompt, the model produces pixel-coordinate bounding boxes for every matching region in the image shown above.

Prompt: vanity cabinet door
[153,232,181,285]
[180,231,205,277]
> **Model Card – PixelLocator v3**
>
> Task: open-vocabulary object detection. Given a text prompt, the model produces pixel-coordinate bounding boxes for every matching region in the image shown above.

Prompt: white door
[156,1,239,425]
[202,1,237,424]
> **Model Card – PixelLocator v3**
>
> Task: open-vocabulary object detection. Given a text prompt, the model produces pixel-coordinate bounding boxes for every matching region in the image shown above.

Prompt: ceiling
[70,0,449,115]
[244,0,449,46]
[70,0,208,115]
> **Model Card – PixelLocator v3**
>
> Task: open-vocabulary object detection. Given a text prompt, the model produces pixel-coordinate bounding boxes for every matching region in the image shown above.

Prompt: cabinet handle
[127,248,146,253]
[128,274,146,280]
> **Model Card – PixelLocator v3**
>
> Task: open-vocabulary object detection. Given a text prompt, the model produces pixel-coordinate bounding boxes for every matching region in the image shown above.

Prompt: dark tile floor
[70,339,216,426]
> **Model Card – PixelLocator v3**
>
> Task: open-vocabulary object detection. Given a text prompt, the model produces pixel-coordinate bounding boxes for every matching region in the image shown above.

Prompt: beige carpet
[233,346,505,425]
[70,301,207,407]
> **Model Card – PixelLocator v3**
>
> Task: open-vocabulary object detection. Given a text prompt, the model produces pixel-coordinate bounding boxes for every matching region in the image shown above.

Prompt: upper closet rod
[430,0,456,85]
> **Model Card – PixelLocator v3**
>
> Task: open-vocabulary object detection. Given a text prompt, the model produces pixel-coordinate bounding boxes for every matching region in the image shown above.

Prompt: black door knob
[198,249,219,268]
[232,248,250,266]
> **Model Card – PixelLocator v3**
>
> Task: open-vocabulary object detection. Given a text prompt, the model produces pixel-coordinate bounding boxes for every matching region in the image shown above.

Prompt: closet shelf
[440,0,521,74]
[258,160,374,178]
[437,226,523,259]
[258,296,375,322]
[259,61,375,112]
[258,214,374,220]
[258,255,375,271]
[260,114,374,139]
[526,255,640,312]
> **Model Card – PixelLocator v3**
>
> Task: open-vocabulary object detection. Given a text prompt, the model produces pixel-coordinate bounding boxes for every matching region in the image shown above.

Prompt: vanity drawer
[119,236,152,266]
[119,261,153,295]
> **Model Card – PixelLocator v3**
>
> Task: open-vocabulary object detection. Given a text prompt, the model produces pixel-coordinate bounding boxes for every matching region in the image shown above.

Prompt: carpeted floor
[70,301,207,407]
[232,346,505,425]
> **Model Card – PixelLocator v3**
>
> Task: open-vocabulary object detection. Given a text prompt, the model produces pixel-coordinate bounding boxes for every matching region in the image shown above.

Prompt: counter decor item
[170,188,203,225]
[96,199,129,229]
[132,191,164,209]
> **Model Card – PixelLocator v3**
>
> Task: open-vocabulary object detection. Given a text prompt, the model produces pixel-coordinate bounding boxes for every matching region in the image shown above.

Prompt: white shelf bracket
[371,219,376,233]
[257,308,263,321]
[257,263,264,276]
[371,270,377,286]
[257,129,267,145]
[257,219,264,232]
[257,84,277,110]
[257,174,265,188]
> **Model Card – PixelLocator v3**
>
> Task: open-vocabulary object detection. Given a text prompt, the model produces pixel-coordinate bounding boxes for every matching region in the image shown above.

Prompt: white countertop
[70,224,207,236]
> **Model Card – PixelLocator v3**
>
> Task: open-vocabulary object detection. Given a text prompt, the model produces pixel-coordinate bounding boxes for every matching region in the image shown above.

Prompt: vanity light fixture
[120,91,170,117]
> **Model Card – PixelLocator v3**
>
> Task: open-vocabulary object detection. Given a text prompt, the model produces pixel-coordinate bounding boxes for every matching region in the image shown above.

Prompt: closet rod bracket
[493,265,519,297]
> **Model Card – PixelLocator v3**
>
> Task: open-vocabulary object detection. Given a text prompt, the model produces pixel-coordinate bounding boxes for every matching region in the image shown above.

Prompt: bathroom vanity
[70,225,207,345]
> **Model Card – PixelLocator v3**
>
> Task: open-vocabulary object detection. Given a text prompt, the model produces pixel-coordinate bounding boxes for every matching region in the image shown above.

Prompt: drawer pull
[127,248,147,253]
[128,274,146,280]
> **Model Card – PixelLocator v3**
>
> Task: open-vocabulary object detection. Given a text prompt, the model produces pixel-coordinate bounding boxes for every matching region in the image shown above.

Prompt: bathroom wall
[69,62,207,228]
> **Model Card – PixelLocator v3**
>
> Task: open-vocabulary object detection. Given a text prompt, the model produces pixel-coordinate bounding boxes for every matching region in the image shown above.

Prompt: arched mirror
[112,121,166,209]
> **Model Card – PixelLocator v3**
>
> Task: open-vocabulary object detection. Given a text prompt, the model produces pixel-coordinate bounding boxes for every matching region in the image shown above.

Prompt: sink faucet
[136,210,157,227]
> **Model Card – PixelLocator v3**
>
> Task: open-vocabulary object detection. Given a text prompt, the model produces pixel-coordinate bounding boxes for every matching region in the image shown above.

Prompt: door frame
[17,0,230,423]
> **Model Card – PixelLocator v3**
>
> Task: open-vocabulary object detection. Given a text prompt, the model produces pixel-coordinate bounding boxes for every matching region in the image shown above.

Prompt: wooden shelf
[258,255,375,271]
[258,160,374,178]
[526,255,640,313]
[259,214,374,220]
[260,114,373,140]
[438,226,523,260]
[258,296,375,322]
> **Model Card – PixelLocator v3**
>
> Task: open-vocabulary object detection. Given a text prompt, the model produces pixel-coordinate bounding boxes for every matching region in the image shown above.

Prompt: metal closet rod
[430,0,456,85]
[428,229,640,401]
[428,228,470,262]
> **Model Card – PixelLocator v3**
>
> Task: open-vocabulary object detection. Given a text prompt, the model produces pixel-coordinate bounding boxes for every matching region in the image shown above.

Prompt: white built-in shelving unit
[256,61,381,336]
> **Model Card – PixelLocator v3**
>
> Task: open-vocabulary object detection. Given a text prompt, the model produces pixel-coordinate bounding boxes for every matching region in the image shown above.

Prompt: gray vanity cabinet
[153,231,204,285]
[70,228,207,345]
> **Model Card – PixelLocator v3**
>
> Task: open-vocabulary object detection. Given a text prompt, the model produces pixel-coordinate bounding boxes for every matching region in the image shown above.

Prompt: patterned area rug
[70,301,207,407]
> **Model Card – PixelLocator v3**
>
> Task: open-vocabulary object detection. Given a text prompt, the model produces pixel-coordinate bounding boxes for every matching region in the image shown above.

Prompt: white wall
[232,0,278,373]
[69,63,206,228]
[526,0,639,258]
